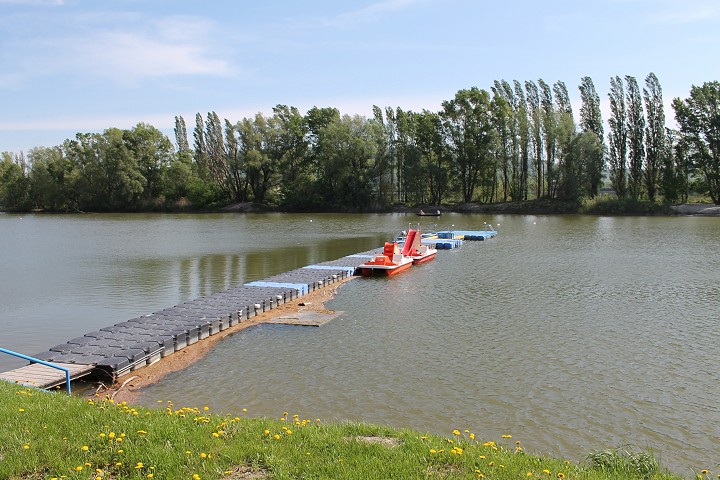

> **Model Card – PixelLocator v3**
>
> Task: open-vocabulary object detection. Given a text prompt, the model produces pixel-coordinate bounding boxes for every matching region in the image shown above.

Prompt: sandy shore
[670,203,720,215]
[101,277,354,404]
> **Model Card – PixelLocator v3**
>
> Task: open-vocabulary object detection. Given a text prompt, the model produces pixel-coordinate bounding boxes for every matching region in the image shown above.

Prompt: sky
[1,0,719,154]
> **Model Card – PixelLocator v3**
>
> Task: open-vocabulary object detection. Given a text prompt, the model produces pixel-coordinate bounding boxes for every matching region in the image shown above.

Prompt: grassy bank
[0,382,702,479]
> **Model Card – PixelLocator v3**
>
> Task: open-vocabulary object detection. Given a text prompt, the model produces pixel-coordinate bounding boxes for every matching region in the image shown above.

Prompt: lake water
[1,212,718,475]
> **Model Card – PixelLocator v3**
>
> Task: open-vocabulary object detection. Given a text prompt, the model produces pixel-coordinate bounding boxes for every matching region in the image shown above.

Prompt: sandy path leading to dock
[102,277,354,404]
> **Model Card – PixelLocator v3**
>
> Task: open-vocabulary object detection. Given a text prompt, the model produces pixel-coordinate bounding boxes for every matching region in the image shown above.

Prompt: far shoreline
[219,200,720,217]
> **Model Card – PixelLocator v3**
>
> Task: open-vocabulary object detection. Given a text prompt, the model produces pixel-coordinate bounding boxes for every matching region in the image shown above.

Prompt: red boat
[359,242,414,276]
[401,228,437,264]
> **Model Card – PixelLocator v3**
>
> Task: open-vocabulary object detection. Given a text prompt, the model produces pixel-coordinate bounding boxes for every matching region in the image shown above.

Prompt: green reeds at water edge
[0,382,701,480]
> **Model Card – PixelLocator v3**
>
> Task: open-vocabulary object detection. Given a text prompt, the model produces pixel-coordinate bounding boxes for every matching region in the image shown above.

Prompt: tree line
[2,75,720,212]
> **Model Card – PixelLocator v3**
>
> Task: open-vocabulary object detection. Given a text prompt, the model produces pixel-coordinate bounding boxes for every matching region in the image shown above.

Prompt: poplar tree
[625,76,645,199]
[525,80,543,198]
[204,112,228,196]
[643,72,665,202]
[608,76,628,198]
[553,81,573,118]
[514,80,530,200]
[193,113,209,180]
[491,82,514,201]
[538,79,557,198]
[578,77,604,196]
[174,115,189,153]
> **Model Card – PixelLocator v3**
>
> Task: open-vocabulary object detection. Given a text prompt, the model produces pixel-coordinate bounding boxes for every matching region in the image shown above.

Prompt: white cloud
[75,30,234,84]
[647,5,719,24]
[3,13,236,87]
[326,0,424,26]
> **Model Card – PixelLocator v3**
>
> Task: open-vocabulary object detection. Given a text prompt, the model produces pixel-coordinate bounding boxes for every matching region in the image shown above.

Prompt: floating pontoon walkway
[0,228,496,391]
[0,258,358,389]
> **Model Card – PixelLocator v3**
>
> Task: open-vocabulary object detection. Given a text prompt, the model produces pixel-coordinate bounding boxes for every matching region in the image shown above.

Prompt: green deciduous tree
[123,123,174,202]
[27,146,71,210]
[441,87,496,203]
[0,152,30,211]
[625,76,645,199]
[525,80,544,198]
[578,76,604,197]
[608,76,628,198]
[673,81,720,204]
[643,73,665,202]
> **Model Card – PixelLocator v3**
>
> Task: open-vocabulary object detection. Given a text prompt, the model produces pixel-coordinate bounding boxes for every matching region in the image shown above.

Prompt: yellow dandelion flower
[85,463,91,467]
[81,446,89,451]
[527,473,533,477]
[108,432,116,438]
[701,471,708,475]
[543,470,551,475]
[147,474,153,478]
[483,441,495,447]
[557,474,565,479]
[429,449,437,454]
[242,408,247,412]
[18,408,25,412]
[203,406,209,411]
[75,466,83,472]
[488,462,494,467]
[200,452,207,458]
[135,462,144,469]
[137,430,147,435]
[22,444,30,450]
[470,433,475,440]
[453,429,461,436]
[273,434,281,440]
[193,474,201,480]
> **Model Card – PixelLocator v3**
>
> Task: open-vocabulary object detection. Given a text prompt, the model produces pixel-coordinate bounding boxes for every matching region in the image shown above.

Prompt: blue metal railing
[0,347,72,394]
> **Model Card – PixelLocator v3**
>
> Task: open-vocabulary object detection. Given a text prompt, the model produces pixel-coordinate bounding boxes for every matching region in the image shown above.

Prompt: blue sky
[1,0,719,154]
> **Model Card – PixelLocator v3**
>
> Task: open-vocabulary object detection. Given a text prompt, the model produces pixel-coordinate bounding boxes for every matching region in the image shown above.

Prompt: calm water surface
[1,212,718,474]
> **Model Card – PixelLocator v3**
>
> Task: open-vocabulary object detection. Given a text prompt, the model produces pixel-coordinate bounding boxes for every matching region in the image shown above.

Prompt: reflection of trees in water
[141,235,385,303]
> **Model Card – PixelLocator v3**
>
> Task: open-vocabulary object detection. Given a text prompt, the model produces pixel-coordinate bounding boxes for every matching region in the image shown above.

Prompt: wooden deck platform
[0,362,94,389]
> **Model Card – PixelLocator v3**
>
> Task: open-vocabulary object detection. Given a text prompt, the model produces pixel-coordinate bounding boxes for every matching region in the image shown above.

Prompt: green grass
[0,381,701,479]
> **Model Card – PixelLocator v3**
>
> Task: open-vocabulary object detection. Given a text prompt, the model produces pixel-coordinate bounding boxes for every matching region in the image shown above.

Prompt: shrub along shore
[1,380,703,480]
